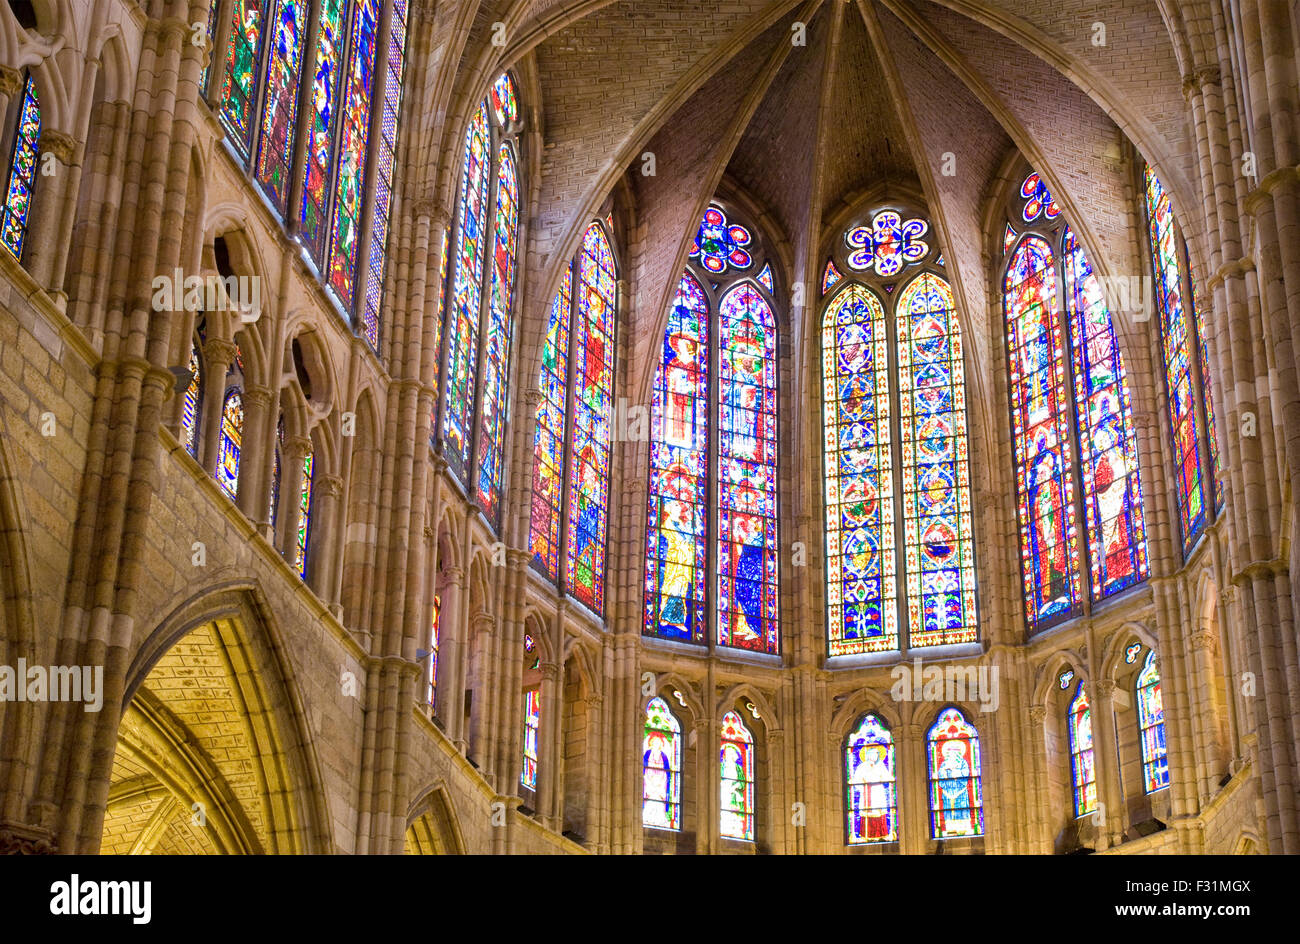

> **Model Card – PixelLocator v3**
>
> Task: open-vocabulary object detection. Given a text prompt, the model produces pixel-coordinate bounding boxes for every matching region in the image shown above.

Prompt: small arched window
[719,710,754,841]
[521,633,541,791]
[294,444,314,578]
[0,71,40,261]
[1067,680,1096,816]
[1136,651,1169,792]
[845,713,896,844]
[269,415,284,526]
[217,387,243,499]
[926,706,982,838]
[425,594,440,710]
[642,696,682,831]
[180,338,203,458]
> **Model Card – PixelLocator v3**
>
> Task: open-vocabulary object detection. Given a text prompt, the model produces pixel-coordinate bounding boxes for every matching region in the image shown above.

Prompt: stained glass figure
[474,144,519,518]
[1124,640,1142,664]
[823,284,896,655]
[1005,236,1081,630]
[528,269,573,580]
[717,283,779,653]
[821,259,842,295]
[299,0,347,263]
[1062,226,1149,599]
[254,0,306,212]
[845,714,896,844]
[896,273,977,647]
[1137,650,1169,792]
[362,0,408,347]
[845,210,928,276]
[491,72,518,126]
[689,206,752,273]
[643,696,682,830]
[521,687,541,790]
[927,707,983,838]
[220,0,266,153]
[217,388,244,499]
[442,103,490,478]
[425,594,440,709]
[1144,166,1206,554]
[757,262,774,293]
[1002,223,1017,255]
[1020,172,1060,223]
[0,74,40,259]
[295,447,314,577]
[719,711,755,840]
[325,0,380,310]
[1068,681,1096,816]
[565,224,617,611]
[181,340,203,458]
[644,273,709,643]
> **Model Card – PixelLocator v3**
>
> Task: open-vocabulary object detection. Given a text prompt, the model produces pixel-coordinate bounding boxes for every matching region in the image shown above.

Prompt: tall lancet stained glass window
[565,225,617,610]
[254,0,306,212]
[1067,680,1096,816]
[1143,166,1218,554]
[219,0,267,153]
[845,714,897,844]
[927,707,983,838]
[823,284,896,654]
[717,283,779,653]
[644,272,710,644]
[1,73,40,260]
[719,711,755,841]
[218,388,243,499]
[526,221,617,613]
[643,697,682,830]
[1062,226,1148,597]
[295,446,314,578]
[181,339,203,458]
[895,273,977,646]
[475,143,519,517]
[1137,650,1169,792]
[1005,236,1081,629]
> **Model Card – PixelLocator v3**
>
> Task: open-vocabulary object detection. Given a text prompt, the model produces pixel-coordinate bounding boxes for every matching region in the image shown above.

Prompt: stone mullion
[61,8,207,852]
[536,660,560,826]
[199,338,236,473]
[899,718,928,855]
[1091,680,1124,848]
[204,0,236,104]
[438,565,466,745]
[582,692,604,848]
[310,474,345,604]
[236,385,274,520]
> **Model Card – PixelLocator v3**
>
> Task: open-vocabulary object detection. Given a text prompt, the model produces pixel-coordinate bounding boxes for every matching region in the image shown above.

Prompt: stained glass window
[1124,640,1142,664]
[0,73,40,260]
[689,206,752,273]
[927,707,983,838]
[270,416,284,527]
[442,103,490,479]
[425,594,440,709]
[823,284,895,655]
[1020,172,1060,223]
[845,714,896,844]
[719,711,755,840]
[491,72,518,126]
[520,687,541,790]
[324,0,380,310]
[1143,166,1205,553]
[1185,253,1224,510]
[821,259,842,295]
[254,0,306,212]
[1063,226,1148,599]
[181,339,202,458]
[299,0,348,263]
[1068,681,1096,816]
[846,210,929,276]
[644,273,710,644]
[1137,651,1169,792]
[717,283,779,654]
[1005,236,1081,630]
[1002,223,1017,255]
[565,224,616,611]
[1059,668,1074,689]
[361,0,408,348]
[294,447,314,578]
[642,696,682,830]
[896,273,977,646]
[217,388,244,499]
[219,0,266,153]
[756,262,774,293]
[528,269,573,580]
[474,143,519,518]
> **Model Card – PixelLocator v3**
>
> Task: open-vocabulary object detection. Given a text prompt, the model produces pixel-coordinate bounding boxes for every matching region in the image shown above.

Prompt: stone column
[310,473,344,608]
[199,338,236,475]
[537,660,561,829]
[436,566,465,743]
[1026,705,1050,853]
[279,435,313,567]
[25,128,81,306]
[236,385,274,521]
[1092,679,1125,849]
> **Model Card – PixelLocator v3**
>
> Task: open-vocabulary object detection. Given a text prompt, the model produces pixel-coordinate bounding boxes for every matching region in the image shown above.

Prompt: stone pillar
[436,566,465,742]
[199,338,236,474]
[1092,679,1125,849]
[279,435,313,568]
[236,386,274,520]
[537,660,561,829]
[25,128,81,306]
[310,473,344,608]
[1026,705,1049,853]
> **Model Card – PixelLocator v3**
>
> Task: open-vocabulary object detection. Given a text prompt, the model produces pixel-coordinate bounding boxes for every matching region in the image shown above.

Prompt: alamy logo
[50,874,151,924]
[890,658,1000,712]
[151,267,262,321]
[0,660,103,712]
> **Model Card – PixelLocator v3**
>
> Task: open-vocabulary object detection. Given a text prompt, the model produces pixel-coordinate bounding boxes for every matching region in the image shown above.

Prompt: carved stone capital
[540,662,561,683]
[1028,705,1047,724]
[0,822,55,854]
[242,385,274,409]
[317,474,344,499]
[38,128,77,164]
[471,609,496,635]
[507,547,533,568]
[440,565,464,588]
[1095,679,1117,699]
[0,66,23,99]
[1189,628,1217,652]
[204,337,238,367]
[285,435,314,458]
[523,389,544,406]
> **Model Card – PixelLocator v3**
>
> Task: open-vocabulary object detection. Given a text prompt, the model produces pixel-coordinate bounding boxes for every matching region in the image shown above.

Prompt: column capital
[242,385,274,409]
[38,128,78,164]
[0,65,22,98]
[317,473,344,499]
[285,434,314,458]
[1095,678,1117,699]
[471,609,496,635]
[1189,628,1217,652]
[523,388,544,407]
[204,337,238,366]
[507,547,533,569]
[1028,705,1047,724]
[439,565,464,588]
[540,662,561,683]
